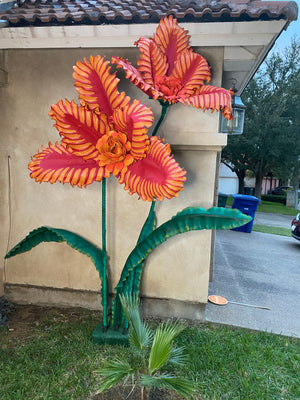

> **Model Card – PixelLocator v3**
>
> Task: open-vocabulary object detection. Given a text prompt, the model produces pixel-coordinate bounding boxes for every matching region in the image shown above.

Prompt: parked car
[291,213,300,241]
[269,186,292,195]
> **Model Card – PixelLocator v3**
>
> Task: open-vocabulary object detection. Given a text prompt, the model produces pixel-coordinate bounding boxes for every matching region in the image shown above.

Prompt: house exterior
[0,0,297,320]
[218,163,239,195]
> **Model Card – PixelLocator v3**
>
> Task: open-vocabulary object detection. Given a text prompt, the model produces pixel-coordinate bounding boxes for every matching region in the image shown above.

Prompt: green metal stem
[151,102,170,137]
[102,177,108,331]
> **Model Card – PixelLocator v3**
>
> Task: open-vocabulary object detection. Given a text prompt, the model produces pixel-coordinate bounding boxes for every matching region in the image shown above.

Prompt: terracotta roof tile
[0,0,298,27]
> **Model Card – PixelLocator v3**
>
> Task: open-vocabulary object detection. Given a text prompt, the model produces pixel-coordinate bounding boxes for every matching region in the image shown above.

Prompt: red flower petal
[111,56,159,99]
[171,50,211,97]
[136,37,168,86]
[49,99,110,160]
[73,55,130,116]
[181,85,233,119]
[29,142,107,188]
[118,137,186,201]
[153,15,190,75]
[112,99,153,160]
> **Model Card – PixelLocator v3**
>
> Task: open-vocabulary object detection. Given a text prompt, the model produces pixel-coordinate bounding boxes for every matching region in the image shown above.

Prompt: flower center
[154,76,183,99]
[96,130,131,166]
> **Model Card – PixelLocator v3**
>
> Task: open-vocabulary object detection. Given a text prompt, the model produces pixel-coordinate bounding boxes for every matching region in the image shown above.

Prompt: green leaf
[96,359,136,393]
[5,226,108,309]
[169,346,189,366]
[112,202,157,327]
[129,201,157,301]
[113,206,251,327]
[148,320,186,375]
[140,373,195,399]
[119,294,153,352]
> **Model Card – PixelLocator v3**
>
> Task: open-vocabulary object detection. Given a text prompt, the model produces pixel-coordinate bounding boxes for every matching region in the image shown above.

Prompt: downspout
[0,1,13,295]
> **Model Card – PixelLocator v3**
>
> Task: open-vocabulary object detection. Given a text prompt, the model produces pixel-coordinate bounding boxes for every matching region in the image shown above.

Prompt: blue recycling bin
[231,194,260,233]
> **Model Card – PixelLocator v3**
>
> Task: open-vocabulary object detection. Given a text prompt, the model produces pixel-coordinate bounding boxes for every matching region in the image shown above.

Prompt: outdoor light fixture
[220,82,246,135]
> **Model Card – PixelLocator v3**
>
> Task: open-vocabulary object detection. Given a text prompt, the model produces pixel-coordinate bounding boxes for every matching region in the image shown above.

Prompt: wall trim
[4,283,207,321]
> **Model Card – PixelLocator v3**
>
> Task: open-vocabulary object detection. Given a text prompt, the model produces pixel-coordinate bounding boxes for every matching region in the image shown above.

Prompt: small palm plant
[97,294,195,400]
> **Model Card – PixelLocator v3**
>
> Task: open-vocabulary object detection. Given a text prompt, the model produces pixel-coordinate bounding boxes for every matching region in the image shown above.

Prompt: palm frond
[119,294,153,352]
[141,373,195,399]
[148,320,186,375]
[169,346,189,365]
[96,359,136,393]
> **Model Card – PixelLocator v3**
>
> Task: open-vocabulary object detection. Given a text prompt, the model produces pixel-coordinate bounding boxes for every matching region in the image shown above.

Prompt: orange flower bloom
[112,15,233,120]
[28,55,186,201]
[119,136,186,201]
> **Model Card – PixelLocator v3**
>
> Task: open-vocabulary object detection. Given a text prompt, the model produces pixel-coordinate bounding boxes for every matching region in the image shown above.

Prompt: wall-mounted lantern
[220,84,246,135]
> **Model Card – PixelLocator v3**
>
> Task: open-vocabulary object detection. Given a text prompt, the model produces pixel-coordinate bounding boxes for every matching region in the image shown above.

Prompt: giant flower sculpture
[28,55,186,201]
[112,15,233,120]
[5,20,251,343]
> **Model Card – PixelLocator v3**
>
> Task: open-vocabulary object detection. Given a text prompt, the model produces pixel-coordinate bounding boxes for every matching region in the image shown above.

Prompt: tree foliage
[222,38,300,197]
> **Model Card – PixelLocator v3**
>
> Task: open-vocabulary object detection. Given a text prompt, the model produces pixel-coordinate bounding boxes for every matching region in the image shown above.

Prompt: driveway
[206,214,300,338]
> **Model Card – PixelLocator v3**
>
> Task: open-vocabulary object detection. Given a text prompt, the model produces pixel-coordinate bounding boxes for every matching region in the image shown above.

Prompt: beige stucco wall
[0,46,226,318]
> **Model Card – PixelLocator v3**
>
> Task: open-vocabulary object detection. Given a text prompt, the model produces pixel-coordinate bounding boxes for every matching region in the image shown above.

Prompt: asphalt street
[206,212,300,338]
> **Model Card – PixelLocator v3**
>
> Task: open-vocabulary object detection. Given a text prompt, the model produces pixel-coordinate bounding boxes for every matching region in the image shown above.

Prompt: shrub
[261,195,286,204]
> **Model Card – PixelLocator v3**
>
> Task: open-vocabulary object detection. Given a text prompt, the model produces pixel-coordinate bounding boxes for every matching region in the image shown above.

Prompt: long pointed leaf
[149,321,185,375]
[112,202,157,327]
[119,294,153,352]
[96,359,136,393]
[140,374,195,399]
[5,227,108,309]
[113,206,251,328]
[130,200,157,295]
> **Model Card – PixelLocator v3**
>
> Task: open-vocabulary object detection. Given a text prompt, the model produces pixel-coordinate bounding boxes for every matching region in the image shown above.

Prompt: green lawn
[1,306,299,400]
[1,199,299,399]
[256,201,298,216]
[252,224,291,237]
[226,196,298,216]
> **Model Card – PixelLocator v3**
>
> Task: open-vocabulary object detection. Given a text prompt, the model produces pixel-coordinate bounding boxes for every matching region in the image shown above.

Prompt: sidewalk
[254,211,293,229]
[206,212,300,338]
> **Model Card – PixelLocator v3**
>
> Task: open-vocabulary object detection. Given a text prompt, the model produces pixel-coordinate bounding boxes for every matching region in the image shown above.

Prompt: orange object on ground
[208,295,228,306]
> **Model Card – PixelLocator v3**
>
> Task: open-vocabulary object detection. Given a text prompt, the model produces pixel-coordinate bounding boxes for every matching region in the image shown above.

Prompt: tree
[222,38,300,198]
[221,136,250,194]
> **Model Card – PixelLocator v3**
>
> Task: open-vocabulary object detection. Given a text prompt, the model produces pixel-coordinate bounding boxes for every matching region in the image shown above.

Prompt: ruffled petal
[181,85,233,119]
[153,15,190,75]
[171,50,211,97]
[112,99,153,160]
[118,137,186,201]
[49,99,109,160]
[28,142,107,188]
[73,55,130,116]
[135,37,168,86]
[111,56,159,99]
